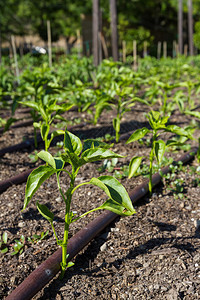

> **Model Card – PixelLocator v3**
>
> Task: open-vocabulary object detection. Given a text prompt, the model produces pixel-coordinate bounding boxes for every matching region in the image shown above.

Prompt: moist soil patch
[0,102,200,299]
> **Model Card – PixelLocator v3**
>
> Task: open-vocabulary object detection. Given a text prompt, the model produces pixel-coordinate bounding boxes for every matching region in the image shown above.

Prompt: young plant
[95,82,148,142]
[28,231,49,244]
[20,97,72,152]
[126,110,193,195]
[10,235,25,256]
[23,130,135,278]
[0,232,8,254]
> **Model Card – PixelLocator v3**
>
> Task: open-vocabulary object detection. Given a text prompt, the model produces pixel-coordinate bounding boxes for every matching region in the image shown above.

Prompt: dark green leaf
[64,131,82,155]
[36,202,54,222]
[24,166,56,209]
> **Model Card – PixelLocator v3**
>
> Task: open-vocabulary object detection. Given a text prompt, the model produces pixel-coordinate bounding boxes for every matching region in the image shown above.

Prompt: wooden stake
[110,0,119,61]
[47,20,52,68]
[178,0,183,54]
[188,0,194,56]
[184,44,188,56]
[99,32,108,58]
[98,8,103,63]
[133,40,137,71]
[176,43,179,57]
[11,35,20,83]
[122,40,126,62]
[92,0,99,66]
[76,29,81,58]
[173,40,177,57]
[157,41,161,59]
[163,41,167,58]
[143,41,147,57]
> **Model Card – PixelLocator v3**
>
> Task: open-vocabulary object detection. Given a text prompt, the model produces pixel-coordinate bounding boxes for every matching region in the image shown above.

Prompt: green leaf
[64,131,82,155]
[99,199,134,216]
[4,117,17,132]
[165,125,193,139]
[54,158,65,169]
[83,139,112,151]
[2,232,8,244]
[128,156,143,179]
[41,123,50,141]
[113,117,120,133]
[61,152,81,169]
[90,176,135,214]
[67,261,75,268]
[24,166,56,209]
[1,247,8,254]
[33,122,41,129]
[36,202,54,222]
[19,101,40,112]
[126,127,150,144]
[154,140,166,165]
[185,110,200,119]
[37,150,56,168]
[81,148,124,165]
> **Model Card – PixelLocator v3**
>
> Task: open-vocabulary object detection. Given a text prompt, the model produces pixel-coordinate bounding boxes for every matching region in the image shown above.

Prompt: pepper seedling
[23,130,136,278]
[126,110,194,195]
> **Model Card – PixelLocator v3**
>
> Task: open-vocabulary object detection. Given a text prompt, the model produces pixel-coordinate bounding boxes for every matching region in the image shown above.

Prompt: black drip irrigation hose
[0,129,138,193]
[5,147,198,300]
[0,122,87,157]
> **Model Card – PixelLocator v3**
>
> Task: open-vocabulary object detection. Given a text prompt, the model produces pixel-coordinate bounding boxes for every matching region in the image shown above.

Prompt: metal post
[178,0,183,54]
[110,0,119,61]
[187,0,194,56]
[92,0,99,66]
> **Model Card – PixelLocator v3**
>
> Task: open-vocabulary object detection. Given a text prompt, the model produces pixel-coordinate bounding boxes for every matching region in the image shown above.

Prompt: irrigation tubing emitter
[5,147,198,300]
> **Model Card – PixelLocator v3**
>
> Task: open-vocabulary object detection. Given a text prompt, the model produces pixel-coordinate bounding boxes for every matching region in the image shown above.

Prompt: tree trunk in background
[178,0,183,54]
[188,0,194,56]
[110,0,119,61]
[92,0,99,66]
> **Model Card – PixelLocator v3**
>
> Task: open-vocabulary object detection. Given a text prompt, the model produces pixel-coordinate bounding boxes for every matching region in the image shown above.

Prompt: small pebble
[100,243,107,252]
[18,221,25,228]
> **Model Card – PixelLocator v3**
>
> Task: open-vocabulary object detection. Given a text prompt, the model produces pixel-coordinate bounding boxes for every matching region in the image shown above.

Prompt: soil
[0,101,200,300]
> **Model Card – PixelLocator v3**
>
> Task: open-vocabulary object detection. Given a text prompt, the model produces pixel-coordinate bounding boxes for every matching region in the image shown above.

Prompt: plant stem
[34,127,38,148]
[149,131,157,195]
[60,175,75,278]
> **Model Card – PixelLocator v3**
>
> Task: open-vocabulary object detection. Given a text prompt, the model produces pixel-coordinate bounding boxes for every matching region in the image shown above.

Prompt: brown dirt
[0,102,200,299]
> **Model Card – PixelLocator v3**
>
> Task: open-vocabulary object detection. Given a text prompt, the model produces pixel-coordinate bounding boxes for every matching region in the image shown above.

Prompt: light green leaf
[185,110,200,119]
[165,125,193,139]
[36,202,54,222]
[67,261,75,268]
[154,140,166,164]
[24,166,56,209]
[41,123,50,141]
[64,131,82,155]
[128,156,143,178]
[2,232,8,244]
[113,118,120,133]
[37,150,56,168]
[19,101,40,112]
[90,176,135,214]
[126,127,150,144]
[81,148,124,164]
[99,199,135,216]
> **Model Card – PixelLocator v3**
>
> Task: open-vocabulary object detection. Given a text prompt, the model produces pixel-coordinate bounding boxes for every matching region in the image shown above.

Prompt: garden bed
[0,99,200,300]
